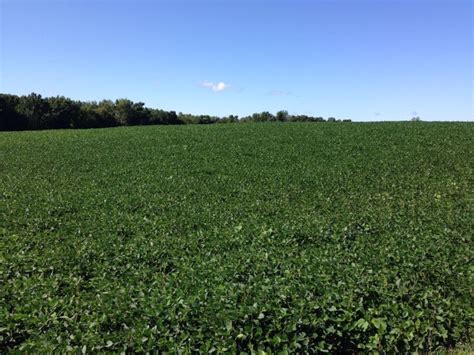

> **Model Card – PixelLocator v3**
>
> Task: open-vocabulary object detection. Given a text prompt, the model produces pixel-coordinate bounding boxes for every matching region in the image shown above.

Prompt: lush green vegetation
[1,122,472,352]
[0,93,349,131]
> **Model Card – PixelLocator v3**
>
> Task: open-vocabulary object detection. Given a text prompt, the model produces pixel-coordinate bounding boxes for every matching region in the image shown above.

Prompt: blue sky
[1,0,472,121]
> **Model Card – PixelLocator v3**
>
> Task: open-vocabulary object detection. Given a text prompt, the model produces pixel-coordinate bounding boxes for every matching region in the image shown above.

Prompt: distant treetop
[0,92,351,131]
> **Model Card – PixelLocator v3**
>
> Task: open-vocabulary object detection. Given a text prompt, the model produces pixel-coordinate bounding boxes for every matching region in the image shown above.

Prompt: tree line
[0,93,351,131]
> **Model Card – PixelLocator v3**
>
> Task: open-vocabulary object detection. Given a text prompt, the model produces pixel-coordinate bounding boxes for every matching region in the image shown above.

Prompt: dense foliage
[0,123,472,352]
[0,93,350,131]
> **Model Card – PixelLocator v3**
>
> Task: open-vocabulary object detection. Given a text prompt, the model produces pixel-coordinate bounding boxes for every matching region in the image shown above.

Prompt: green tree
[16,93,49,130]
[0,94,27,130]
[45,96,80,128]
[95,100,118,127]
[276,110,289,122]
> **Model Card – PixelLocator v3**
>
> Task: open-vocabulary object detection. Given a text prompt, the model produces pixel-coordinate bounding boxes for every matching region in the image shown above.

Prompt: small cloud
[374,112,381,116]
[200,81,230,92]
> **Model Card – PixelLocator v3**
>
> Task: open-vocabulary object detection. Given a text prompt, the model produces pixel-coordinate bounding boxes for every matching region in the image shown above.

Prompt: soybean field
[1,122,473,352]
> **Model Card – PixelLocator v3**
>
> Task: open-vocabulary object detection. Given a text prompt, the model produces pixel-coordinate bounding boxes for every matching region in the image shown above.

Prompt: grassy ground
[1,122,473,352]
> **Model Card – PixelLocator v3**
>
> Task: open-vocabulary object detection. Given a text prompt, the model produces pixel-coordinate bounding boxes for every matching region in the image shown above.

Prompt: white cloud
[200,81,230,92]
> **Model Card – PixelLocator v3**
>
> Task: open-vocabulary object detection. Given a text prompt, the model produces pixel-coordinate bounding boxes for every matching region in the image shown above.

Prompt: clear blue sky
[1,0,472,121]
